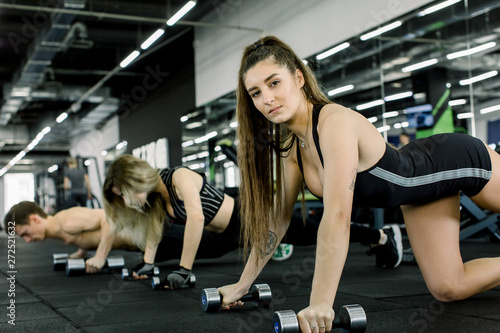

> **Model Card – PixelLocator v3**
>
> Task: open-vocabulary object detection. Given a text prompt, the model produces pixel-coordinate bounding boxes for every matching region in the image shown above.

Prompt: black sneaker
[366,224,403,268]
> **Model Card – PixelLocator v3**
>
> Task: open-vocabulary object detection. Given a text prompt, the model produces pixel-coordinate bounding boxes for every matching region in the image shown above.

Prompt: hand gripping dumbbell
[272,304,366,333]
[151,273,196,290]
[66,256,125,277]
[121,266,160,280]
[201,283,272,312]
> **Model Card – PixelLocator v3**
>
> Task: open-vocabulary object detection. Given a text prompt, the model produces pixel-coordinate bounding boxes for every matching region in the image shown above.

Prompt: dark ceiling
[0,0,216,172]
[2,0,500,174]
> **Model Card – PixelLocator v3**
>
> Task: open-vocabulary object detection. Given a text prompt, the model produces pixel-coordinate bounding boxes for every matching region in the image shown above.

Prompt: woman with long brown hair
[218,35,500,333]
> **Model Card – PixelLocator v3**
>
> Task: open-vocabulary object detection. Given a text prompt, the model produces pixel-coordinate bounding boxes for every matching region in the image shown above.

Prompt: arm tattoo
[261,231,278,258]
[349,168,358,191]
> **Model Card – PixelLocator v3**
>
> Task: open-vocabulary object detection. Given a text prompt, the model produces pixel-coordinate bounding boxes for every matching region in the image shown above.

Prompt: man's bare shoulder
[56,208,105,234]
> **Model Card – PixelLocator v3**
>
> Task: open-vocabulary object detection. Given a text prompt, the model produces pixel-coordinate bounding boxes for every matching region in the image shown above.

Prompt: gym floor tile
[1,233,500,332]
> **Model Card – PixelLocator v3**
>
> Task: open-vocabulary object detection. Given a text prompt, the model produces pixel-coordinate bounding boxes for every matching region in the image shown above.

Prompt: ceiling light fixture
[417,0,461,17]
[141,29,165,50]
[382,111,399,118]
[459,71,498,85]
[360,21,402,41]
[316,42,350,60]
[447,41,496,60]
[377,125,391,133]
[457,112,473,119]
[167,1,196,26]
[56,112,68,123]
[480,104,500,114]
[402,59,438,73]
[48,165,58,173]
[328,84,354,97]
[448,99,466,106]
[356,99,384,111]
[120,50,140,68]
[384,91,413,101]
[182,140,194,147]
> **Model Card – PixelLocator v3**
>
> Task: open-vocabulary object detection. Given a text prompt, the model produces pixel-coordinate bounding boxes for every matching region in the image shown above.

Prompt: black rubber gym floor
[1,232,500,332]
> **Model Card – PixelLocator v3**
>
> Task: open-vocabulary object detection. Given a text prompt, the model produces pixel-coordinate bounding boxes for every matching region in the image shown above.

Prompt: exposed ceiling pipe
[0,0,87,125]
[0,2,263,32]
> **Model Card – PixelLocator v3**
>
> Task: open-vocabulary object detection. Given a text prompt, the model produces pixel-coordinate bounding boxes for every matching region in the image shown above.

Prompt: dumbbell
[53,253,69,271]
[272,304,366,333]
[121,266,160,280]
[201,283,272,312]
[66,256,125,277]
[151,273,196,290]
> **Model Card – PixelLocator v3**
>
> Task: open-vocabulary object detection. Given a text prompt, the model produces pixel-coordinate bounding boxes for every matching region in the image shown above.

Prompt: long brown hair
[103,154,165,251]
[236,36,330,262]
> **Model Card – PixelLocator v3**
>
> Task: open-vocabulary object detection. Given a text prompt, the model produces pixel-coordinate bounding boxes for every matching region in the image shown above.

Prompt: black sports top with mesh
[296,104,492,208]
[159,166,225,225]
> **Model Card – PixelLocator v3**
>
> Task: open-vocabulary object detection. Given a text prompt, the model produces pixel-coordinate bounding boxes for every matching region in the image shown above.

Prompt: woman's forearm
[94,220,115,259]
[143,239,158,264]
[179,217,205,270]
[309,216,350,307]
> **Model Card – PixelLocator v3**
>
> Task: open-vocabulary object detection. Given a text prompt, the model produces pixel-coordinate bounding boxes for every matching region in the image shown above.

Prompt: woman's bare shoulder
[317,103,361,127]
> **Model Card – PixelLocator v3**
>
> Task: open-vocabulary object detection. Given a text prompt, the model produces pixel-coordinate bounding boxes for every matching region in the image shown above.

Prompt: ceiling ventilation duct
[0,0,87,126]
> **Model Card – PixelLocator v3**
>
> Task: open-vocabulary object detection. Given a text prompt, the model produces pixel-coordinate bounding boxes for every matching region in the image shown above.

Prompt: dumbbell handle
[273,304,366,333]
[240,291,260,302]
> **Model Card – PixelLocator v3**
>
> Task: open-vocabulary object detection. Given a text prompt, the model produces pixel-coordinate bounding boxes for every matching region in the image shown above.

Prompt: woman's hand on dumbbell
[217,283,247,309]
[165,266,195,289]
[297,303,335,333]
[85,256,106,274]
[132,262,156,279]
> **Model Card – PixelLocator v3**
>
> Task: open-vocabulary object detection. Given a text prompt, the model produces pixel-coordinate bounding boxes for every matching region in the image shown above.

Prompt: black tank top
[159,167,225,224]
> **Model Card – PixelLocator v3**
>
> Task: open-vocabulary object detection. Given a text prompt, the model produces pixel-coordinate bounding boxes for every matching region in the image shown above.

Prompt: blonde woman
[102,154,240,288]
[218,35,500,333]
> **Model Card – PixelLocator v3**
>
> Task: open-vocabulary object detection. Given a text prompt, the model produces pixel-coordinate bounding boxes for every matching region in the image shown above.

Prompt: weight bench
[459,195,500,241]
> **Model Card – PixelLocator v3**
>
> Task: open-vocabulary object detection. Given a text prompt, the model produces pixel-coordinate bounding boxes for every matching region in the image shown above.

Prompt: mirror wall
[181,0,500,189]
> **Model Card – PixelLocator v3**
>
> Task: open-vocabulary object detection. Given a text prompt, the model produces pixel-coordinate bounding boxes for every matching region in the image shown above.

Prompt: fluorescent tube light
[418,0,461,17]
[360,21,402,41]
[116,141,128,150]
[382,111,399,118]
[459,71,498,85]
[447,42,496,60]
[448,99,466,106]
[356,99,384,111]
[120,50,140,68]
[56,112,68,123]
[141,29,165,50]
[480,104,500,114]
[377,125,391,133]
[457,112,473,119]
[384,91,413,101]
[316,42,350,60]
[328,84,354,97]
[167,1,196,26]
[48,164,59,173]
[402,59,438,73]
[182,140,194,147]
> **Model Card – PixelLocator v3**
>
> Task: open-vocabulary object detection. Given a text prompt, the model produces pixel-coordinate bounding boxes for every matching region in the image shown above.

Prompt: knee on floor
[428,280,464,302]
